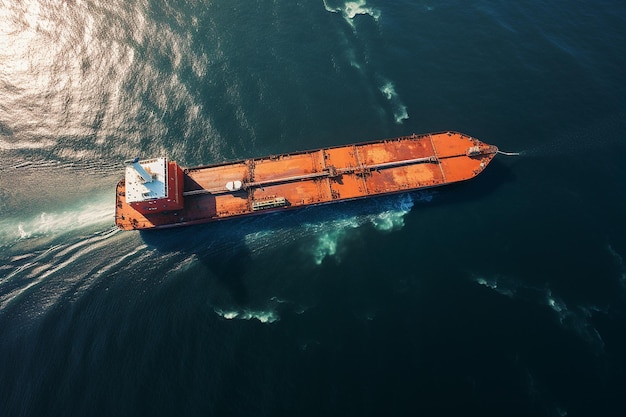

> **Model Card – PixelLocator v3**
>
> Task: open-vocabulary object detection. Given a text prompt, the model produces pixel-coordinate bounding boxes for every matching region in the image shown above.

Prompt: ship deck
[115,132,497,230]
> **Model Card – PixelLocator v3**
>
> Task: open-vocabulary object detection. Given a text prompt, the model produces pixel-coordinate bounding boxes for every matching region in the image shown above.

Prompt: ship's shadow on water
[139,222,254,305]
[138,157,514,305]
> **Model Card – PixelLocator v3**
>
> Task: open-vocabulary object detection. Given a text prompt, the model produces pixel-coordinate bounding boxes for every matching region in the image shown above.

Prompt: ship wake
[242,191,431,265]
[0,196,114,248]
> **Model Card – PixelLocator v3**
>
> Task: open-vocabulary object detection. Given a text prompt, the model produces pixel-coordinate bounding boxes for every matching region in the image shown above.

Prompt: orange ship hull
[115,131,498,230]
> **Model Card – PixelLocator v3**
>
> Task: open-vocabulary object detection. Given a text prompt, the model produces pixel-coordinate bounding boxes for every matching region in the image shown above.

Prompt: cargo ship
[115,131,498,230]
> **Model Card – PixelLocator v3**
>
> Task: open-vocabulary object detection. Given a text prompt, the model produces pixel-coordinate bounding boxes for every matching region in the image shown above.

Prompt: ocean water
[1,0,626,415]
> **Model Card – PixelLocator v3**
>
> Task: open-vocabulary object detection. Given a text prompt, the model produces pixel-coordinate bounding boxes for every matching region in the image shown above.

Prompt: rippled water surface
[2,1,626,416]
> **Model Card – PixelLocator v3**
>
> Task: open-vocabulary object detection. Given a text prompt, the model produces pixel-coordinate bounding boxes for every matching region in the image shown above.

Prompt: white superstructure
[125,158,168,203]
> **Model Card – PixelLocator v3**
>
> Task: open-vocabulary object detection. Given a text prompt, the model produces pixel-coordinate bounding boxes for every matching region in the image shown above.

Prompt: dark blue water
[2,1,626,416]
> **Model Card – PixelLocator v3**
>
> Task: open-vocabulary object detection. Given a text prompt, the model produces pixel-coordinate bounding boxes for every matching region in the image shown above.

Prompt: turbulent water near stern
[2,1,626,416]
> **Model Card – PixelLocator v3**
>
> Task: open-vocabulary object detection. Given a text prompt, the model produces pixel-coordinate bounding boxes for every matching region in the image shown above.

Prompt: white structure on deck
[125,157,168,203]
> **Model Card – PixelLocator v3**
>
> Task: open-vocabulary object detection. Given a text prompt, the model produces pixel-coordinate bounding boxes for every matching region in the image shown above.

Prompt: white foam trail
[0,196,114,246]
[0,139,56,150]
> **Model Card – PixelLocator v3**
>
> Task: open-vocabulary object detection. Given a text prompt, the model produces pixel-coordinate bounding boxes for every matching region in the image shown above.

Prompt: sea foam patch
[310,220,359,265]
[308,192,426,264]
[369,192,418,231]
[323,1,409,124]
[214,307,279,324]
[474,275,606,354]
[379,80,409,124]
[323,0,381,28]
[240,195,419,264]
[222,191,430,266]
